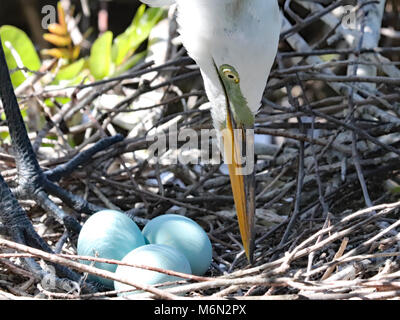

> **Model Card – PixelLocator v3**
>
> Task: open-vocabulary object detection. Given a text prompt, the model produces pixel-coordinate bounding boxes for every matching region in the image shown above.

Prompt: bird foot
[0,174,98,293]
[11,134,124,235]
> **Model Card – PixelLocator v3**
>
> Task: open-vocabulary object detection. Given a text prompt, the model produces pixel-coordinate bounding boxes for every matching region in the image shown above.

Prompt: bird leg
[0,35,121,287]
[0,37,123,235]
[0,173,90,291]
[0,36,120,290]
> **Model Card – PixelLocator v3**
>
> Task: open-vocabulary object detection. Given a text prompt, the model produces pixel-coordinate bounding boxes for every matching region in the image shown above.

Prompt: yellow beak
[222,108,255,263]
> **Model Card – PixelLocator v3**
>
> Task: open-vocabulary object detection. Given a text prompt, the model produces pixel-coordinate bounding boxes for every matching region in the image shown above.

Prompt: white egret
[140,0,281,262]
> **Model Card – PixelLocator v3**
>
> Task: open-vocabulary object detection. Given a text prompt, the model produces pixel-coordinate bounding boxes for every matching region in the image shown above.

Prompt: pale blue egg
[77,209,146,288]
[114,244,192,295]
[142,214,212,275]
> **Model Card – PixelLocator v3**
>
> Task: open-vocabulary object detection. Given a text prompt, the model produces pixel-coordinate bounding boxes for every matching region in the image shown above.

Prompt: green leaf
[55,58,85,82]
[133,6,166,38]
[112,32,131,66]
[0,25,41,87]
[113,51,147,77]
[55,97,71,105]
[112,5,165,66]
[0,131,10,143]
[89,31,113,80]
[20,108,27,120]
[44,97,72,108]
[391,186,400,194]
[131,4,146,28]
[320,54,339,62]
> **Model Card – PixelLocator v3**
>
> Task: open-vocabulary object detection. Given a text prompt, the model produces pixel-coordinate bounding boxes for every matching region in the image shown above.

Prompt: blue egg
[142,214,212,276]
[77,209,146,288]
[114,244,192,295]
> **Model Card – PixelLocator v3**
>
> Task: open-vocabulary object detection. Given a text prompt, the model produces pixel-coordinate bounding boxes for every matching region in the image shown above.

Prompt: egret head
[212,61,257,263]
[216,64,254,129]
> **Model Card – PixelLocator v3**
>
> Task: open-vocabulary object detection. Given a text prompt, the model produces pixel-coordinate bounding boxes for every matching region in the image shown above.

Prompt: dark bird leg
[0,173,85,288]
[0,35,122,286]
[0,36,123,234]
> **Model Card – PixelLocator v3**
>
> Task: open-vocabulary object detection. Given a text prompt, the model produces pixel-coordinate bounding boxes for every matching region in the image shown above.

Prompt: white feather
[139,0,175,7]
[139,0,281,130]
[175,0,281,129]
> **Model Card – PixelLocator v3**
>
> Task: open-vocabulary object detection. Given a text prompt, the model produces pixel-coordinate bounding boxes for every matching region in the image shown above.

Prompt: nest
[0,0,400,300]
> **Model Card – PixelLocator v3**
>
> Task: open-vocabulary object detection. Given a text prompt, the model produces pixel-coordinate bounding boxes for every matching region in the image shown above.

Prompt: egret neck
[139,0,282,263]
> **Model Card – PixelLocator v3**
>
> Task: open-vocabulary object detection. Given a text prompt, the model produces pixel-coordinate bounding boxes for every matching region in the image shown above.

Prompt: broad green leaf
[89,31,113,80]
[112,32,131,66]
[320,54,339,62]
[55,58,85,82]
[131,4,146,28]
[391,186,400,194]
[20,108,27,120]
[55,97,71,105]
[112,5,165,66]
[0,25,41,87]
[0,131,10,143]
[63,73,89,86]
[132,7,166,42]
[44,97,72,108]
[112,51,147,77]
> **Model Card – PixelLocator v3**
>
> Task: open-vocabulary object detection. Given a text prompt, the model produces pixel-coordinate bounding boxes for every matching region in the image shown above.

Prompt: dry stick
[255,166,289,201]
[2,240,400,299]
[102,70,200,128]
[0,290,33,300]
[294,0,400,118]
[281,0,348,39]
[340,217,400,262]
[284,0,302,24]
[274,59,306,260]
[0,239,180,300]
[269,95,400,157]
[260,93,400,130]
[88,183,121,211]
[0,257,37,280]
[322,252,400,269]
[321,237,349,280]
[181,165,220,198]
[37,283,83,300]
[130,276,293,299]
[154,158,165,198]
[298,76,332,280]
[133,269,400,299]
[348,9,375,211]
[269,73,400,88]
[305,211,400,279]
[226,201,400,280]
[262,102,397,159]
[118,155,150,209]
[93,175,216,215]
[303,106,400,157]
[262,181,296,212]
[279,16,400,157]
[55,253,212,282]
[272,59,396,76]
[279,47,400,59]
[211,285,242,298]
[29,57,191,96]
[298,78,330,216]
[305,213,332,281]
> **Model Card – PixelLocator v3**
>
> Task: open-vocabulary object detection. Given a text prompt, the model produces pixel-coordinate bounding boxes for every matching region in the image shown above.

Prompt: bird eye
[222,68,239,84]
